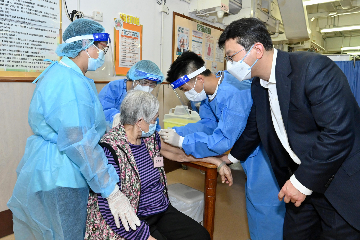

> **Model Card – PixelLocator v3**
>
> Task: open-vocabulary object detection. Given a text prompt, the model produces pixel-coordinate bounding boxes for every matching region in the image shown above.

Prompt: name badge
[154,156,164,168]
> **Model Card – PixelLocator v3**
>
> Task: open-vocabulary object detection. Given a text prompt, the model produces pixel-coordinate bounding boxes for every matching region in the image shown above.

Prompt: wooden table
[181,161,217,240]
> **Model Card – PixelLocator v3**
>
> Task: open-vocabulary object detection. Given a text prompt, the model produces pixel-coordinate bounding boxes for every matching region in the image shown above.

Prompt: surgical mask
[141,123,156,137]
[184,78,207,101]
[86,45,105,71]
[133,84,154,93]
[227,44,258,81]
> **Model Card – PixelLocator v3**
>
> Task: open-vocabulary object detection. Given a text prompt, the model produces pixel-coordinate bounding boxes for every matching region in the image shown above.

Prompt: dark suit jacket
[230,49,360,230]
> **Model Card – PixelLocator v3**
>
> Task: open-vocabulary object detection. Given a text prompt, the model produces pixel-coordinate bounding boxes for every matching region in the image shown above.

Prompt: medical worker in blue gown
[98,60,164,130]
[160,51,285,240]
[7,19,140,240]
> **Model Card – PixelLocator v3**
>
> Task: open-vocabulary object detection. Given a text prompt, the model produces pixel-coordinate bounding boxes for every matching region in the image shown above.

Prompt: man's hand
[278,180,306,207]
[218,162,233,186]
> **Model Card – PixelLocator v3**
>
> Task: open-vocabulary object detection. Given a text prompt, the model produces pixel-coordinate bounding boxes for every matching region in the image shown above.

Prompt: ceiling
[188,0,360,53]
[307,0,360,39]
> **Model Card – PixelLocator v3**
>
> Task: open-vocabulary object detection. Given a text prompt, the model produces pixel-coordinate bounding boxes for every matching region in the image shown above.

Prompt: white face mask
[185,88,207,102]
[184,78,207,101]
[86,45,105,71]
[133,84,154,93]
[227,44,258,81]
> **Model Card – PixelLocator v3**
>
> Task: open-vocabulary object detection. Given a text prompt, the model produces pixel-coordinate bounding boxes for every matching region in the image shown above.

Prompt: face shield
[168,66,207,115]
[64,32,115,80]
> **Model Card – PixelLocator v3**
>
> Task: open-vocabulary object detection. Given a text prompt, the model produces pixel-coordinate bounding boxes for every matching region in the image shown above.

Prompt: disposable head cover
[56,19,105,58]
[127,60,164,83]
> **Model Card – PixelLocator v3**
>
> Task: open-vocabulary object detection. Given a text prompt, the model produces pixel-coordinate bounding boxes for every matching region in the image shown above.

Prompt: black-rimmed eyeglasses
[224,48,245,63]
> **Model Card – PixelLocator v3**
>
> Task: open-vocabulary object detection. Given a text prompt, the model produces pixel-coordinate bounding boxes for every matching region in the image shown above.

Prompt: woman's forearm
[160,138,227,167]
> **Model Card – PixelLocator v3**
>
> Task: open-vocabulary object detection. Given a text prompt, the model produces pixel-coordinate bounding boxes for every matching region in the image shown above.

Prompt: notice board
[114,22,143,76]
[0,0,62,81]
[172,12,225,73]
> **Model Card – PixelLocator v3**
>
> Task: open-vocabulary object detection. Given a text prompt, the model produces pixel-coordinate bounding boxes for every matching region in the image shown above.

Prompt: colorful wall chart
[172,12,225,74]
[114,20,142,76]
[0,0,61,80]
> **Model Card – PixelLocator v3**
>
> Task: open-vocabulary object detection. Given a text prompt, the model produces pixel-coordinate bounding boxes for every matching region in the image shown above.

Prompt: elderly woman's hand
[217,160,233,186]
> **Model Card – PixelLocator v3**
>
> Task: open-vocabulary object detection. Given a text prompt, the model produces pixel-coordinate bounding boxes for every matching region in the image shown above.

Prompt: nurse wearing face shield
[7,19,140,240]
[160,51,285,240]
[98,60,164,130]
[160,51,253,158]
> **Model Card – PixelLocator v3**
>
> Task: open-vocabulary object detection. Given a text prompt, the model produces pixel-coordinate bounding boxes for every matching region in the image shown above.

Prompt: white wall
[62,0,225,77]
[0,0,225,212]
[0,83,35,211]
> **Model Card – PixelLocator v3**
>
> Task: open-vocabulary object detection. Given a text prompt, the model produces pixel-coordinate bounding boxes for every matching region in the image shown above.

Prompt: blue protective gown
[241,145,285,240]
[98,79,161,131]
[174,71,253,158]
[7,57,119,240]
[174,71,285,239]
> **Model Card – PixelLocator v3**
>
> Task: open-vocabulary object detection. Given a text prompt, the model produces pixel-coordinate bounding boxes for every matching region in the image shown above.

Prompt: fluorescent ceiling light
[329,10,360,17]
[321,25,360,33]
[303,0,337,6]
[342,51,360,55]
[341,46,360,51]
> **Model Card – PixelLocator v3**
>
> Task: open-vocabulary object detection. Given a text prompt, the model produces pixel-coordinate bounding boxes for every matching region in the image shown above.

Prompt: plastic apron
[7,57,119,240]
[241,144,285,240]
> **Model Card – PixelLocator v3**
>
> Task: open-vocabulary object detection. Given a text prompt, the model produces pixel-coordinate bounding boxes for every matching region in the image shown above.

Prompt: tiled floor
[1,167,250,240]
[167,166,250,240]
[0,235,14,240]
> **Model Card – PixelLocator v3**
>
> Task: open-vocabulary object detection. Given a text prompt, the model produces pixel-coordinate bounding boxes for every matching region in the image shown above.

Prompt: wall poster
[114,21,143,76]
[204,35,214,61]
[191,30,203,57]
[176,26,189,56]
[0,0,61,79]
[118,29,141,68]
[172,13,225,73]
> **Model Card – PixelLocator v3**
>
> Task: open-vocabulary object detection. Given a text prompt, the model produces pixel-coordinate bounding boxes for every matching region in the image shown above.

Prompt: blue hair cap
[126,60,164,83]
[56,19,105,58]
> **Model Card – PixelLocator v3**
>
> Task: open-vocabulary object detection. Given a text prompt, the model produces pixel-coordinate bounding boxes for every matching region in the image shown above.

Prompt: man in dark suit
[218,18,360,239]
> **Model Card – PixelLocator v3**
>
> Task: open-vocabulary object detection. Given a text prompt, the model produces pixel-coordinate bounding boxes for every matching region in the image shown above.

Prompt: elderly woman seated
[85,90,232,240]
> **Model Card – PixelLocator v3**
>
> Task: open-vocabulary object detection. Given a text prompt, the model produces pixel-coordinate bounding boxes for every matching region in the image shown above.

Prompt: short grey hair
[120,90,159,125]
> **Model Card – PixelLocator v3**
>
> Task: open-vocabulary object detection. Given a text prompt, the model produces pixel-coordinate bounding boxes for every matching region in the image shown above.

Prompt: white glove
[158,128,175,135]
[159,129,184,148]
[107,185,141,231]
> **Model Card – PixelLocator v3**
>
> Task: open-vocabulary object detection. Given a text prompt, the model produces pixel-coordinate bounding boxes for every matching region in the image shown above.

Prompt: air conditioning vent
[229,0,242,15]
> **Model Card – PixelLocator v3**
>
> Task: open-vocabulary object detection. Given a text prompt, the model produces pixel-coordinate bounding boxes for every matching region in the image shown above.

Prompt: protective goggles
[170,66,207,89]
[136,79,158,87]
[65,32,111,44]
